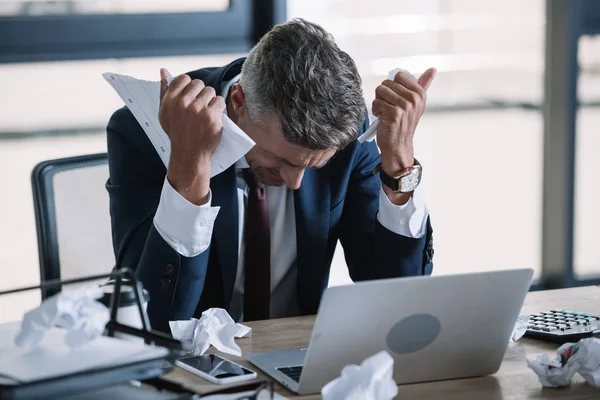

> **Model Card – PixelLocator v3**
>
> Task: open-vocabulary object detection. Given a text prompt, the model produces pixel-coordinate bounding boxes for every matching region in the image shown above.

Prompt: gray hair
[240,18,365,151]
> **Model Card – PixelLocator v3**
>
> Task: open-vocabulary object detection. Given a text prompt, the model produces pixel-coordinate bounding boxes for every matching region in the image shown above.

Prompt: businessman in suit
[106,19,436,333]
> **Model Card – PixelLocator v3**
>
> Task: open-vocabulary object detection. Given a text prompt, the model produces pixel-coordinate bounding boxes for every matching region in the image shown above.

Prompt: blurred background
[0,0,599,322]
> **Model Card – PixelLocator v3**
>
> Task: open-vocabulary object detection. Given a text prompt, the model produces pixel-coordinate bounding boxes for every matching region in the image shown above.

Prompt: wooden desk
[165,286,600,399]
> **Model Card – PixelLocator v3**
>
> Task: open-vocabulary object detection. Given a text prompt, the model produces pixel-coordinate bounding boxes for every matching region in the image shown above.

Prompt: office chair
[31,153,115,299]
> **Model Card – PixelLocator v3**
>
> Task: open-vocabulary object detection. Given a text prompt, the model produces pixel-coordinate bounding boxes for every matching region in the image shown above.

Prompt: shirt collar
[221,74,248,170]
[221,74,241,106]
[234,157,249,169]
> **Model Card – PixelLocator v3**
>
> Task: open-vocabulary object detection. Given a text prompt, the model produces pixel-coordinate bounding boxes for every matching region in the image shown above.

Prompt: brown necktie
[243,168,271,321]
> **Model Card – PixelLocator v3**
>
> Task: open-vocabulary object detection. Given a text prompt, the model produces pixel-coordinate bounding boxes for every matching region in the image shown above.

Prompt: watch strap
[373,159,421,192]
[378,165,401,191]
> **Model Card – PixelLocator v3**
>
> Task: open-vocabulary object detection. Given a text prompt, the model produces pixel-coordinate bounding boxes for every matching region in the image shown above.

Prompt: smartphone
[175,354,257,384]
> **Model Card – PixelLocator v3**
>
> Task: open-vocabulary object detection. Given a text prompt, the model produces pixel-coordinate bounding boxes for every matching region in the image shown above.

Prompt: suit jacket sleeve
[338,115,434,281]
[106,107,212,332]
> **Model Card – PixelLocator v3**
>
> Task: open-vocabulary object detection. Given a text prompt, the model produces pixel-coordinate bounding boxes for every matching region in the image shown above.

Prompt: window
[0,53,246,323]
[286,0,546,285]
[0,0,229,16]
[0,0,263,63]
[574,34,600,279]
[0,0,285,322]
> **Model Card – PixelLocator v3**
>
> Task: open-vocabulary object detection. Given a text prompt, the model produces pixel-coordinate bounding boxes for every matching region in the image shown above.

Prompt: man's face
[236,112,335,190]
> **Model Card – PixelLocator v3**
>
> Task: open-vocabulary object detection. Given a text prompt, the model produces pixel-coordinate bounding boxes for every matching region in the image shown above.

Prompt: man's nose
[280,167,305,190]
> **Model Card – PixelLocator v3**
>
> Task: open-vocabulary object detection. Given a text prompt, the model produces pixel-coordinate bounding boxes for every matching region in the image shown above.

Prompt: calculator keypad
[525,310,600,340]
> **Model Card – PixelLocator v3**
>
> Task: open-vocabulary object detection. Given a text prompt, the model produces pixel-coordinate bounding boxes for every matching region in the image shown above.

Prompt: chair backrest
[31,153,115,299]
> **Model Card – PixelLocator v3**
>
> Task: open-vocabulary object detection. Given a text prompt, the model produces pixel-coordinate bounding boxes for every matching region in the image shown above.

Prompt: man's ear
[230,83,246,115]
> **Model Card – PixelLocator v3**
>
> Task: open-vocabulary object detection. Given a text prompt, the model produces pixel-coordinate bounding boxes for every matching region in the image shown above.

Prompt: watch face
[400,168,422,192]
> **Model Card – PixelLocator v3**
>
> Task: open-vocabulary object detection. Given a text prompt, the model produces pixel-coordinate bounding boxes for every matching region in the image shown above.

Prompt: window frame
[0,0,285,63]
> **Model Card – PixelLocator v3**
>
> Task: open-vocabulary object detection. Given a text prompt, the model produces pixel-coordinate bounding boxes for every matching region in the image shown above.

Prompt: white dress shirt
[153,75,429,321]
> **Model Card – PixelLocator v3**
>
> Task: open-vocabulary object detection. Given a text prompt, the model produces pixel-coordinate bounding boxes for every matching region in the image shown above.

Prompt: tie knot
[243,168,264,191]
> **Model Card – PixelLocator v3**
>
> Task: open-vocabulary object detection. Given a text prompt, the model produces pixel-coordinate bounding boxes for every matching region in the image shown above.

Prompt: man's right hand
[158,68,226,205]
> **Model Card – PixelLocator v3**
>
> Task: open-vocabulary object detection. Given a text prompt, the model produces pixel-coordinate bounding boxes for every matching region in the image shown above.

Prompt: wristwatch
[373,159,422,193]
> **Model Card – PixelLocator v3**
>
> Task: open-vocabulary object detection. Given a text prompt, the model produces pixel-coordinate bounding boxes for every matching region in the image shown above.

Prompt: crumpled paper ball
[527,338,600,387]
[321,350,398,400]
[510,315,530,343]
[169,308,252,357]
[15,284,110,349]
[358,68,417,144]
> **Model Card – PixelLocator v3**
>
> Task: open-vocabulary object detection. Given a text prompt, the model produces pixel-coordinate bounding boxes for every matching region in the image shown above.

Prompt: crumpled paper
[357,68,417,144]
[527,338,600,387]
[15,284,110,349]
[510,315,530,343]
[169,308,252,357]
[321,351,398,400]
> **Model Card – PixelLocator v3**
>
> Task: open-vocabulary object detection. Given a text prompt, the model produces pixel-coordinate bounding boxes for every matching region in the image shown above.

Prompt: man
[106,19,436,333]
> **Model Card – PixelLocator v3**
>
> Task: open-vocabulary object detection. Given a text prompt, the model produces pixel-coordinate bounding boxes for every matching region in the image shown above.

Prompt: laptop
[247,268,533,395]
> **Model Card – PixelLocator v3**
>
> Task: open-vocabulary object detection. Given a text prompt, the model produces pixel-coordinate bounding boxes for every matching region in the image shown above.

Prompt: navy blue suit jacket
[106,58,434,333]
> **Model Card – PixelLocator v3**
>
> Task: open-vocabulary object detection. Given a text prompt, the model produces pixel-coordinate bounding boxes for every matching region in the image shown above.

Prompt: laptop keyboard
[276,366,303,382]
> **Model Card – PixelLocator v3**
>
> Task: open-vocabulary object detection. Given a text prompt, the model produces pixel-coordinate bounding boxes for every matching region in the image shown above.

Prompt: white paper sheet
[102,72,255,177]
[0,321,168,383]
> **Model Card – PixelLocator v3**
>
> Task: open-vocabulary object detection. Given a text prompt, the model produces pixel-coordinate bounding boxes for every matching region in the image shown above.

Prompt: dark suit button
[426,237,434,262]
[165,264,174,276]
[160,276,171,291]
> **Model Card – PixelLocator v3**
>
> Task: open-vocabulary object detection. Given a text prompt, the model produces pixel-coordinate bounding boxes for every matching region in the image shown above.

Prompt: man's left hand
[372,67,437,204]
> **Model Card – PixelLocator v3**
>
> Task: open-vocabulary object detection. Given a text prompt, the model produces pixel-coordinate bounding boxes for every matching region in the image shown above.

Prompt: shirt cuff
[377,185,429,238]
[153,177,220,257]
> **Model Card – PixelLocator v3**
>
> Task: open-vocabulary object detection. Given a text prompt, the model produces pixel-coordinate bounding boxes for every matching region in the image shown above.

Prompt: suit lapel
[294,167,331,312]
[187,57,245,88]
[198,57,245,307]
[210,166,239,307]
